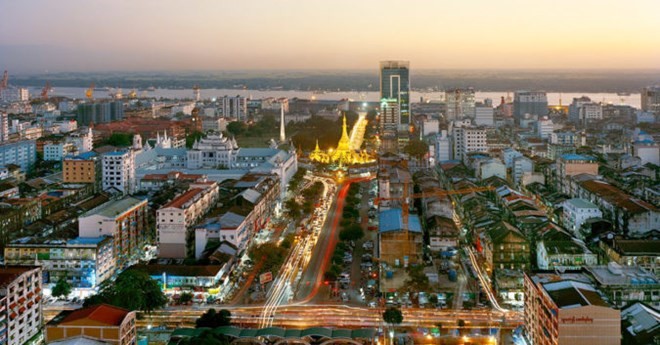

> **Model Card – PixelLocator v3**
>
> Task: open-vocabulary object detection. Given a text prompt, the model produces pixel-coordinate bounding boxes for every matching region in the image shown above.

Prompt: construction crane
[41,81,51,100]
[85,82,95,100]
[375,184,495,266]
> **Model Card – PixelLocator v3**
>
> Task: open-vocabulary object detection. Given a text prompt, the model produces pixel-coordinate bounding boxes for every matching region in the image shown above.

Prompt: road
[120,304,522,330]
[295,180,348,302]
[259,176,338,327]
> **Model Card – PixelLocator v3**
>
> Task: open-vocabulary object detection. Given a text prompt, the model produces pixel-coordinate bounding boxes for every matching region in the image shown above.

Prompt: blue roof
[560,154,594,161]
[75,151,97,159]
[237,148,280,157]
[378,208,422,233]
[67,236,109,245]
[104,150,128,156]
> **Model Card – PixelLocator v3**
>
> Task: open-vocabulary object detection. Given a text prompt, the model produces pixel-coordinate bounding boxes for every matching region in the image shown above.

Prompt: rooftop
[83,196,146,219]
[542,279,609,309]
[378,208,422,233]
[48,304,131,327]
[580,180,659,214]
[564,198,599,209]
[0,266,39,288]
[560,153,595,162]
[587,263,658,286]
[130,264,224,277]
[162,188,205,209]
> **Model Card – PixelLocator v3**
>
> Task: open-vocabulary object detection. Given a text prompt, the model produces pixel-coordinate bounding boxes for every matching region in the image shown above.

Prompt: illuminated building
[524,272,620,345]
[380,61,410,127]
[4,236,115,289]
[309,115,373,166]
[46,304,136,345]
[78,197,149,269]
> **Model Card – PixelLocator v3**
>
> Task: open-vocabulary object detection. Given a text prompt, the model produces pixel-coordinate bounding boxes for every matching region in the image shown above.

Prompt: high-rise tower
[380,61,410,127]
[279,106,286,143]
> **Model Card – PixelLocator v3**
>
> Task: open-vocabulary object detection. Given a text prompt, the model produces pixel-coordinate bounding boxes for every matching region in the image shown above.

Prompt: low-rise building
[620,302,660,345]
[62,152,100,185]
[577,180,660,237]
[44,142,78,162]
[524,272,620,345]
[587,263,659,309]
[0,266,43,345]
[138,171,206,192]
[157,182,219,258]
[4,236,115,290]
[78,197,149,269]
[600,237,659,274]
[561,198,603,237]
[378,208,423,267]
[129,263,227,289]
[536,225,598,270]
[195,212,249,259]
[479,221,530,272]
[45,304,136,345]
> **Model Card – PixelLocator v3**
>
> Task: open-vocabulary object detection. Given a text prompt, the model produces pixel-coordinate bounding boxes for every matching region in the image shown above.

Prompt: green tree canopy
[339,223,365,242]
[105,133,133,147]
[404,139,429,159]
[382,307,404,325]
[196,308,232,328]
[179,292,193,304]
[186,131,205,148]
[83,269,167,313]
[226,121,247,136]
[52,277,72,298]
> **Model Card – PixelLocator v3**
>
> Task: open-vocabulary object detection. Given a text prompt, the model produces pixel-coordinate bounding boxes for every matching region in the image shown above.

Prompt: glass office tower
[380,61,410,126]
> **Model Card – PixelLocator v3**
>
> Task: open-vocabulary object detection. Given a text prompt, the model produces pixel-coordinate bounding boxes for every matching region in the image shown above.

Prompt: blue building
[0,140,36,172]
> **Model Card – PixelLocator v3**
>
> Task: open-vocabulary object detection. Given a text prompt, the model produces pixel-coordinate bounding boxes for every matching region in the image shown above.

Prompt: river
[37,87,642,108]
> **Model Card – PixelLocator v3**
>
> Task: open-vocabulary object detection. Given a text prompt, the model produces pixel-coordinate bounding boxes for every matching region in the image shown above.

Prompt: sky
[1,0,659,72]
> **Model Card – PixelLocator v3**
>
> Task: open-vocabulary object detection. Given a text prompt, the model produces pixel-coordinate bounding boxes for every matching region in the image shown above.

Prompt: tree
[179,330,232,345]
[404,139,429,160]
[339,224,364,242]
[83,270,167,313]
[106,133,133,147]
[186,131,204,148]
[457,319,466,335]
[196,308,232,328]
[226,121,246,136]
[382,307,404,325]
[179,292,193,305]
[52,277,72,299]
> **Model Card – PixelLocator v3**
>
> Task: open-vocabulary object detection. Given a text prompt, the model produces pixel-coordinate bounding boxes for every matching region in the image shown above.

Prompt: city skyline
[1,0,659,72]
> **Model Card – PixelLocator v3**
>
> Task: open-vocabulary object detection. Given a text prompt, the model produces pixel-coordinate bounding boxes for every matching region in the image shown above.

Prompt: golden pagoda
[309,115,374,166]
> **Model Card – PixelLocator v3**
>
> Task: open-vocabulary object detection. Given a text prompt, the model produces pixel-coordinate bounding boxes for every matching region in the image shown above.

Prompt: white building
[66,127,94,153]
[261,97,289,113]
[421,119,439,136]
[562,198,603,236]
[170,103,196,116]
[187,133,239,169]
[102,150,135,194]
[44,142,78,161]
[53,120,77,134]
[0,266,43,345]
[220,95,248,121]
[202,117,228,133]
[195,212,249,259]
[78,197,149,269]
[451,121,487,161]
[479,159,506,180]
[502,148,523,168]
[157,182,219,258]
[579,102,603,122]
[512,156,534,186]
[550,131,585,146]
[537,116,554,139]
[474,103,494,126]
[445,88,475,121]
[632,141,660,166]
[434,130,451,162]
[0,112,8,142]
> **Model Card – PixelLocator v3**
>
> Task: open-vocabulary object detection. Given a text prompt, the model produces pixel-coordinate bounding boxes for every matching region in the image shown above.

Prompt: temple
[309,115,373,166]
